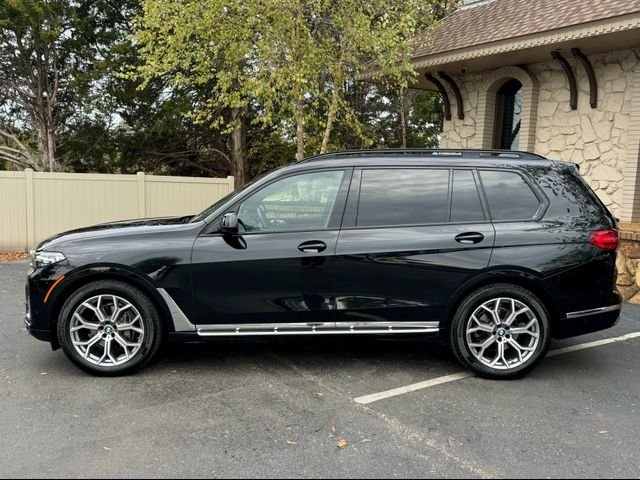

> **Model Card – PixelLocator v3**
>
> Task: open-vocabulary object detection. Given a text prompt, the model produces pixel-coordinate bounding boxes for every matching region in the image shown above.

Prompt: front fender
[43,264,181,349]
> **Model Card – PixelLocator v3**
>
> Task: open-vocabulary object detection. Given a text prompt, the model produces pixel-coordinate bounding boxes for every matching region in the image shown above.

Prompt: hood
[37,215,195,251]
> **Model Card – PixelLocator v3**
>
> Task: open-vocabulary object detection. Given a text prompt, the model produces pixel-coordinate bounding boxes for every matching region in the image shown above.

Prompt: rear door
[334,167,495,328]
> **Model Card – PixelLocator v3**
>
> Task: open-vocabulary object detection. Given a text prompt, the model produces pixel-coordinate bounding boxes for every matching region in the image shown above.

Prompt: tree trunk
[47,128,56,172]
[320,89,340,154]
[399,88,407,149]
[36,125,56,172]
[230,108,248,187]
[295,101,305,161]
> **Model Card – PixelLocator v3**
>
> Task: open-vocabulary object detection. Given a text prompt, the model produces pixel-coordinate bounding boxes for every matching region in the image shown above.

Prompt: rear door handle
[455,232,485,245]
[298,240,327,253]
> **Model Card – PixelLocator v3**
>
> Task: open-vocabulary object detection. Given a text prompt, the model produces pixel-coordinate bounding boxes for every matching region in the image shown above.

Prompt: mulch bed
[0,252,30,262]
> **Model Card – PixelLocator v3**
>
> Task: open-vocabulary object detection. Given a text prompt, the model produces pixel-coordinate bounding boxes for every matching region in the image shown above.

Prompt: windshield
[190,173,267,223]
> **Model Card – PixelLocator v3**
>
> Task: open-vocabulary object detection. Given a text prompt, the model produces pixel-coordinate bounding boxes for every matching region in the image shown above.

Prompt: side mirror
[220,212,239,234]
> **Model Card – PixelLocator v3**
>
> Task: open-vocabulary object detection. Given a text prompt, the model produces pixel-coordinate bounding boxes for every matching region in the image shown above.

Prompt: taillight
[589,230,619,250]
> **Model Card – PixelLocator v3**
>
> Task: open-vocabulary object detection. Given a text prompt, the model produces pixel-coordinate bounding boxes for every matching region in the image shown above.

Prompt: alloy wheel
[70,295,145,367]
[465,297,541,370]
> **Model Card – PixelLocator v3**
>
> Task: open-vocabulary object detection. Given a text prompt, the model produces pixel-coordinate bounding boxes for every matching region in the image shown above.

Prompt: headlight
[29,251,67,269]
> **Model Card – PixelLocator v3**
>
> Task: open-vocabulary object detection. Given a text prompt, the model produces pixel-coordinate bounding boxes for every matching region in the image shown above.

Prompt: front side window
[480,170,540,221]
[237,170,345,232]
[357,169,450,227]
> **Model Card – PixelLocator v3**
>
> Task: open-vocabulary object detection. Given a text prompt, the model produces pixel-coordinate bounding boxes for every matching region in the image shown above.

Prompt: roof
[301,149,546,163]
[279,149,556,172]
[413,0,640,60]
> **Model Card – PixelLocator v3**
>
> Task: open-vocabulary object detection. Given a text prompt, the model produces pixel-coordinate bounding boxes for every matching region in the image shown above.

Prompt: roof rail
[300,148,547,162]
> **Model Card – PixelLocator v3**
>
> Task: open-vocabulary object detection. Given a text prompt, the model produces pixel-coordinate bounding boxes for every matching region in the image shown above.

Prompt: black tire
[57,280,164,376]
[449,284,552,379]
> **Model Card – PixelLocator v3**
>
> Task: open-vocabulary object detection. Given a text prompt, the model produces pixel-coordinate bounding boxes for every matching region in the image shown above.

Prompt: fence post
[25,169,35,251]
[227,175,235,193]
[137,172,146,218]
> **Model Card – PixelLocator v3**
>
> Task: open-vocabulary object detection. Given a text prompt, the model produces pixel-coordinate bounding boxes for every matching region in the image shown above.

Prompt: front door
[191,169,351,331]
[334,168,495,328]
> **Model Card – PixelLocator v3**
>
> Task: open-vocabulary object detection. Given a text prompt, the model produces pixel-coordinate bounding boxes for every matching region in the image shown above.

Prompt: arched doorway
[476,66,538,152]
[494,79,524,150]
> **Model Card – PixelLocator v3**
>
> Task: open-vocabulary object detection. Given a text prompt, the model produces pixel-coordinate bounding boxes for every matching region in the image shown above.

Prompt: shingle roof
[413,0,640,59]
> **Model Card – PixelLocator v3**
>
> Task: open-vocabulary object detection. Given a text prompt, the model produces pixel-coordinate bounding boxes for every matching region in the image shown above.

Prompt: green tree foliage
[0,0,136,171]
[1,0,454,179]
[132,0,446,183]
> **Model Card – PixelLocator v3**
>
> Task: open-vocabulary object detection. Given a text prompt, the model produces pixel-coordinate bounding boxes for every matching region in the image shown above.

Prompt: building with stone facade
[411,0,639,222]
[408,0,640,300]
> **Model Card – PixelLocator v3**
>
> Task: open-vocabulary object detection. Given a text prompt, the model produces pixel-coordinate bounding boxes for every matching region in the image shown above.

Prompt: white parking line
[354,331,640,405]
[546,331,640,357]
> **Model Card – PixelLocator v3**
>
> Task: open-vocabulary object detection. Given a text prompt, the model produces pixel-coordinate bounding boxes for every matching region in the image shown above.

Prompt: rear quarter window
[479,170,541,221]
[525,164,612,223]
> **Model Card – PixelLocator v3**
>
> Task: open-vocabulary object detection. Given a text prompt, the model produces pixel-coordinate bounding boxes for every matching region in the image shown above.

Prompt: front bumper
[554,293,622,339]
[25,265,66,344]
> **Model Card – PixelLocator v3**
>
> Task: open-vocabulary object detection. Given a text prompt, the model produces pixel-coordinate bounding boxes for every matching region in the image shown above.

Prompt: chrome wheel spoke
[467,325,493,334]
[97,339,110,364]
[491,341,506,367]
[70,313,101,332]
[511,319,539,337]
[73,332,101,348]
[114,333,142,350]
[470,336,496,356]
[111,296,134,323]
[468,315,494,334]
[506,307,531,326]
[507,338,524,363]
[114,333,141,361]
[480,302,501,325]
[84,304,107,323]
[117,314,142,331]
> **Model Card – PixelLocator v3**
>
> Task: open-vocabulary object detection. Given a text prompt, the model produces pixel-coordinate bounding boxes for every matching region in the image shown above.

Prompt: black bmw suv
[25,149,621,378]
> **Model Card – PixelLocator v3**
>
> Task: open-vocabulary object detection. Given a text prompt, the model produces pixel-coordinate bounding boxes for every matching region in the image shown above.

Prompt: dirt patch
[0,252,30,263]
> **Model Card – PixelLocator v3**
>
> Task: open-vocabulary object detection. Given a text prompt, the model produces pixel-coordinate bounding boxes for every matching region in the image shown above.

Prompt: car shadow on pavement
[151,336,458,375]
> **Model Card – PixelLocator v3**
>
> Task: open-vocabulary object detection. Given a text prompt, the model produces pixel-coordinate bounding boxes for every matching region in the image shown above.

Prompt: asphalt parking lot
[1,261,640,479]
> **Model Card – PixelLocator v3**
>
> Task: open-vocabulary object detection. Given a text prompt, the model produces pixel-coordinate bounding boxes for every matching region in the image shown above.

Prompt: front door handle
[455,232,485,245]
[298,240,327,254]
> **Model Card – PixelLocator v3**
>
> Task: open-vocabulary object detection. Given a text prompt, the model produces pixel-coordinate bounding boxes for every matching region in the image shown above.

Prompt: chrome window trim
[565,303,622,319]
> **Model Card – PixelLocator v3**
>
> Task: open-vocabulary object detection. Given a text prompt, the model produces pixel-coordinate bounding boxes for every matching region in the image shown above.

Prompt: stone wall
[616,234,640,304]
[440,47,640,219]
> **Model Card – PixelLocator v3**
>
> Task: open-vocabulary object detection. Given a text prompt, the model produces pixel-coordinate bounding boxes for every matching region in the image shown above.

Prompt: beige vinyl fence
[0,169,235,252]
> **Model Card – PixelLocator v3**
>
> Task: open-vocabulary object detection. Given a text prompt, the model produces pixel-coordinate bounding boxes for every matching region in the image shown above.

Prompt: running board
[196,321,440,337]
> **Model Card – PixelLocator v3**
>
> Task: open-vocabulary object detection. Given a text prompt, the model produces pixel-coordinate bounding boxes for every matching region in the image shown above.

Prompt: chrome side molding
[156,288,440,336]
[197,321,440,337]
[565,303,622,319]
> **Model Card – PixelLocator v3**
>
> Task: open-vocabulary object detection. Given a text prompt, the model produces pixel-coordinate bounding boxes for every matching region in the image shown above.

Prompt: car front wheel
[57,280,163,376]
[450,284,552,379]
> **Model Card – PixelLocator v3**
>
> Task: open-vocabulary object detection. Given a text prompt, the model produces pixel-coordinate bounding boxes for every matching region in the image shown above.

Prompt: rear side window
[530,164,612,222]
[451,170,485,222]
[357,169,449,226]
[479,170,540,221]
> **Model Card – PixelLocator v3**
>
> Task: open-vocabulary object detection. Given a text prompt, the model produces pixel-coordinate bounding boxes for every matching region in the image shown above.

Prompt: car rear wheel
[57,280,163,376]
[450,284,551,379]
